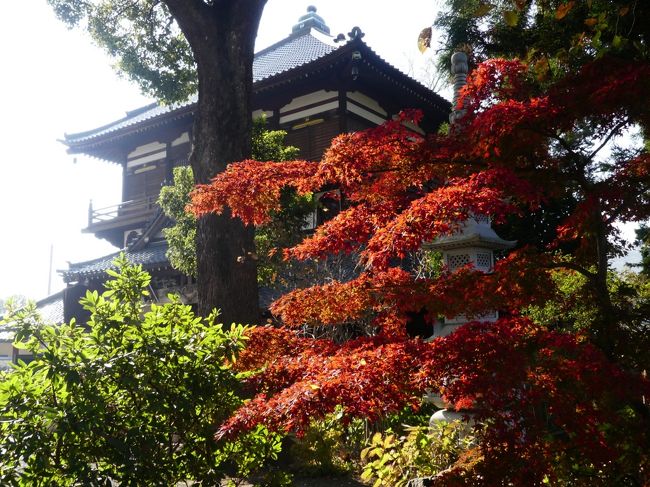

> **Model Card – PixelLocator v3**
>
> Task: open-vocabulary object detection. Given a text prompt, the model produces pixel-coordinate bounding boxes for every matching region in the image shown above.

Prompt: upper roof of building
[255,6,337,82]
[63,7,338,148]
[62,7,449,161]
[64,29,338,146]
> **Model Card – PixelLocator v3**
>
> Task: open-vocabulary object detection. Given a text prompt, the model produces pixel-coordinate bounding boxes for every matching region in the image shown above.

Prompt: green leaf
[504,10,519,26]
[0,258,269,484]
[473,3,493,17]
[361,446,371,460]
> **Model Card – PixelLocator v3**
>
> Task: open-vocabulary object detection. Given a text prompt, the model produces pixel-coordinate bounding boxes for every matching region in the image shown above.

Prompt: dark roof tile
[35,290,65,324]
[62,241,170,282]
[254,29,336,82]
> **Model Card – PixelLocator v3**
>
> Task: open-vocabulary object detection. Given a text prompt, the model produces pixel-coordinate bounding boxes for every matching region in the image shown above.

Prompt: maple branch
[546,260,596,282]
[360,166,407,175]
[587,117,630,161]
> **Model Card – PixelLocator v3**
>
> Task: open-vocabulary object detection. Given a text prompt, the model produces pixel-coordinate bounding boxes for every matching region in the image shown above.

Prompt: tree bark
[164,0,267,324]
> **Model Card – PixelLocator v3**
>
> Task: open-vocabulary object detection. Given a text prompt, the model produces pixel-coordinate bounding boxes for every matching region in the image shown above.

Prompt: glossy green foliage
[0,296,27,319]
[0,256,284,486]
[159,118,311,285]
[254,187,314,288]
[524,264,650,372]
[159,165,198,277]
[524,266,598,331]
[47,0,196,102]
[360,422,476,487]
[288,407,365,476]
[250,117,300,164]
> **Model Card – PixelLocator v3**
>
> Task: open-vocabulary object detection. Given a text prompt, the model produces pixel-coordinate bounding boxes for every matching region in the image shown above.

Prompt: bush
[0,256,287,486]
[360,421,475,487]
[289,407,365,476]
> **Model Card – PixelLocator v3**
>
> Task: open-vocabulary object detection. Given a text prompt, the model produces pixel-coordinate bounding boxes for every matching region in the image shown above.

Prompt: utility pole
[47,244,53,296]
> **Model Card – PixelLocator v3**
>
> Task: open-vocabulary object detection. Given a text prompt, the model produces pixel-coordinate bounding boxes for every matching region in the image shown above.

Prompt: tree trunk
[591,199,618,358]
[164,0,267,324]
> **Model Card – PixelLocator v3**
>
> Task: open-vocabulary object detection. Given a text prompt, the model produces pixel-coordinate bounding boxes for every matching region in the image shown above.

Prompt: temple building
[40,7,449,323]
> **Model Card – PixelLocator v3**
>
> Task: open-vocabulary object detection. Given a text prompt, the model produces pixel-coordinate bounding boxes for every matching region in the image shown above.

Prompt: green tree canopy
[48,0,195,102]
[433,0,650,75]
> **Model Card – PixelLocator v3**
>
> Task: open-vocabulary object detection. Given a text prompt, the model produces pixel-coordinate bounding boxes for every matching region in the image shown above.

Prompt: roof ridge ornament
[347,26,365,40]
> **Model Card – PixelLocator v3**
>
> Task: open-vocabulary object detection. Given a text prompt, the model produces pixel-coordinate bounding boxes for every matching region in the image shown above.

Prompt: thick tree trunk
[164,1,266,324]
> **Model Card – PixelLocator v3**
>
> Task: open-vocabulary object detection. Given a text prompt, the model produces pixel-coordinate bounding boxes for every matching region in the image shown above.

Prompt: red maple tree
[191,55,650,483]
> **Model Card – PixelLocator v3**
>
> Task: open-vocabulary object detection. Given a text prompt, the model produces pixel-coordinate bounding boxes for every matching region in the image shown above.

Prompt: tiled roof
[253,28,336,82]
[63,100,196,145]
[36,290,65,325]
[0,329,14,342]
[62,240,171,283]
[64,28,337,146]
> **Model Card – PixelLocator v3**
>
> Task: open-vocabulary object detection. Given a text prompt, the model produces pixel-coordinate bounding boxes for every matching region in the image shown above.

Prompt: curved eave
[63,103,196,163]
[62,261,174,284]
[60,242,173,284]
[355,41,449,114]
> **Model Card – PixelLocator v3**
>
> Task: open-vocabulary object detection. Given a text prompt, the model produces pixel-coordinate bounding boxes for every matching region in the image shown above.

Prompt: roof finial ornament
[449,51,468,125]
[292,5,331,35]
[348,26,365,40]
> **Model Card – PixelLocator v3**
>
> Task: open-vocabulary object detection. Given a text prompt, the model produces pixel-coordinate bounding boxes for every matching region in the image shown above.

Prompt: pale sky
[0,1,446,301]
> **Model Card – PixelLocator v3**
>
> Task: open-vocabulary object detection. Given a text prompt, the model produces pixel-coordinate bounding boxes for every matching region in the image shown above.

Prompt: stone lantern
[423,51,515,427]
[424,215,515,337]
[424,215,514,425]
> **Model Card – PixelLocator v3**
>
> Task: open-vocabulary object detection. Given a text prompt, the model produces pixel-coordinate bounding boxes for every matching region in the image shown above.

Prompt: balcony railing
[88,196,158,226]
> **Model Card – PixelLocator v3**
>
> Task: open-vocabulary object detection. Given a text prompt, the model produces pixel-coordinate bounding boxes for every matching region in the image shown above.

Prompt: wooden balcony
[86,196,158,233]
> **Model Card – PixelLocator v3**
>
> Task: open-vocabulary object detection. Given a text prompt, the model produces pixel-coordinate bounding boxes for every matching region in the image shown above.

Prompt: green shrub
[360,421,475,487]
[289,407,365,476]
[0,256,287,486]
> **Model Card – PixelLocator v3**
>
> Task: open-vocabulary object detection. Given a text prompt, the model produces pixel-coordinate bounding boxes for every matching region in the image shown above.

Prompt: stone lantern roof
[424,216,516,252]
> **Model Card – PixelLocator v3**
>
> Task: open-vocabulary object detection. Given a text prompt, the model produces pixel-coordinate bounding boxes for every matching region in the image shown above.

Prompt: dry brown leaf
[555,1,575,20]
[418,27,432,53]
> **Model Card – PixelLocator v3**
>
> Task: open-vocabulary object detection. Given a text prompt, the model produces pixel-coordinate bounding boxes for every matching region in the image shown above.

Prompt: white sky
[0,1,445,301]
[0,1,640,301]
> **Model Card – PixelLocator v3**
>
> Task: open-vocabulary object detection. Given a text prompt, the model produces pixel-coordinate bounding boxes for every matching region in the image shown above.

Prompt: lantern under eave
[424,215,515,336]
